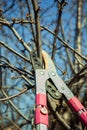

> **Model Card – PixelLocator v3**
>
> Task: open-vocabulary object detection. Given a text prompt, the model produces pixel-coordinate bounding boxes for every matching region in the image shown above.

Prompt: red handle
[35,94,48,126]
[68,96,87,127]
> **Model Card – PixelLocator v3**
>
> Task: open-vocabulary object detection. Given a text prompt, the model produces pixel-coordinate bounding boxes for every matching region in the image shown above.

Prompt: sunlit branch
[0,18,31,53]
[21,75,34,87]
[0,59,26,76]
[2,17,86,63]
[0,61,34,87]
[0,41,31,64]
[1,89,31,123]
[41,26,87,62]
[12,19,35,24]
[1,16,86,63]
[1,85,27,91]
[0,87,28,102]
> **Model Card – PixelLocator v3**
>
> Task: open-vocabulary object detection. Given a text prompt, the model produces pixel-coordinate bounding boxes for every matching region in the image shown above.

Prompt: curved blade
[42,50,56,72]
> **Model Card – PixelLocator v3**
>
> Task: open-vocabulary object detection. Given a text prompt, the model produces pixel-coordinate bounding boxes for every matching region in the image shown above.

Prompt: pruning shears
[31,50,87,130]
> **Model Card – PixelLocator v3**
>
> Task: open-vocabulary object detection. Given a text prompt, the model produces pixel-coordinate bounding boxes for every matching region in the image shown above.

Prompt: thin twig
[60,20,76,74]
[1,89,31,123]
[12,19,35,24]
[0,87,28,102]
[4,116,22,130]
[41,26,87,62]
[68,64,87,87]
[3,0,15,14]
[26,0,36,43]
[0,41,31,63]
[3,18,86,62]
[52,1,63,60]
[0,18,31,53]
[0,60,34,86]
[2,18,86,62]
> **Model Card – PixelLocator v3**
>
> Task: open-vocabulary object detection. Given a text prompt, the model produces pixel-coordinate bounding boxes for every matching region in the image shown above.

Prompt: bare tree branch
[0,41,31,63]
[4,116,22,130]
[31,0,42,63]
[26,0,36,43]
[1,89,31,123]
[0,87,28,102]
[52,1,64,60]
[0,18,31,53]
[41,26,87,62]
[60,19,76,75]
[68,64,87,87]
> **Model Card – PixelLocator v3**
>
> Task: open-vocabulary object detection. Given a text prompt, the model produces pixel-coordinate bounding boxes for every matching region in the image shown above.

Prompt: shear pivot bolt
[40,71,44,75]
[51,72,56,76]
[55,92,59,96]
[40,107,48,115]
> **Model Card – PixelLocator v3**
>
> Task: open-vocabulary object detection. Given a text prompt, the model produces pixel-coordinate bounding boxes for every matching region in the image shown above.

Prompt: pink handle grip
[36,93,47,106]
[35,93,48,126]
[68,96,87,127]
[35,107,48,125]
